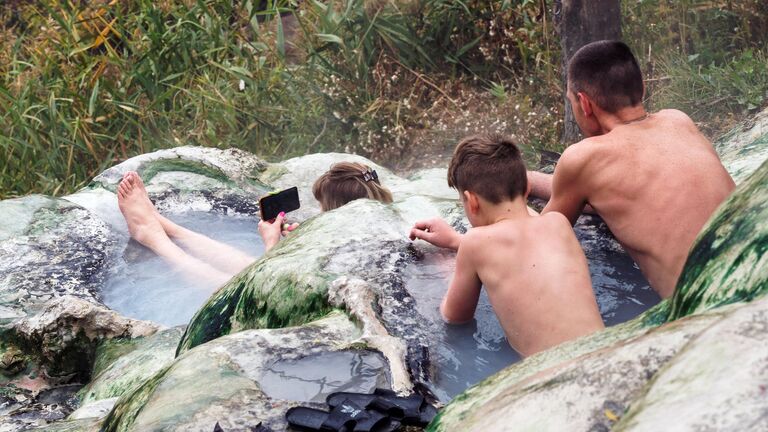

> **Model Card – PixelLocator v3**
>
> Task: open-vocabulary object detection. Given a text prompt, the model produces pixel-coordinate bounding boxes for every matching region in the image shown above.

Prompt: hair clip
[362,169,379,183]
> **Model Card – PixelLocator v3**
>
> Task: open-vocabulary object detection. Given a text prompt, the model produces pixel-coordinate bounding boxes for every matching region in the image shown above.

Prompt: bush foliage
[0,0,766,198]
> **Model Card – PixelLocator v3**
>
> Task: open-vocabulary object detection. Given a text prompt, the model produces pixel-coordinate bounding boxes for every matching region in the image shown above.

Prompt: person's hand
[258,212,285,252]
[281,222,300,237]
[409,218,463,251]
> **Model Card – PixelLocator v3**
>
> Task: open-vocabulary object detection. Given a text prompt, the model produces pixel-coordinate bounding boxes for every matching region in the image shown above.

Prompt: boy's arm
[440,237,482,324]
[410,218,463,251]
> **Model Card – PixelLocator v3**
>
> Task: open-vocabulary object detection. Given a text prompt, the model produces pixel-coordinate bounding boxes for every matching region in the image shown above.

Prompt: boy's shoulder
[465,213,571,243]
[462,222,513,247]
[466,218,526,243]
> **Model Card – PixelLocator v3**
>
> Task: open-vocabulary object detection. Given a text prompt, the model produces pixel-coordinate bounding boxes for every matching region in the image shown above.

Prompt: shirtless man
[528,40,735,298]
[414,41,735,299]
[412,134,603,356]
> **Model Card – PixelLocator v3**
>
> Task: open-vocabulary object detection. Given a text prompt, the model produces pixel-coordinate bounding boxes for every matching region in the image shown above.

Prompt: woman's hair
[312,162,393,211]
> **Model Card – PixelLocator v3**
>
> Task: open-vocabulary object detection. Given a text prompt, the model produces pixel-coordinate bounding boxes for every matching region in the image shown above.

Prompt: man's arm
[527,170,554,200]
[541,147,589,225]
[440,237,482,324]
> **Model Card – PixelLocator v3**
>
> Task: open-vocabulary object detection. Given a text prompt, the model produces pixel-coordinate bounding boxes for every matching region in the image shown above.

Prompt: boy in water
[410,134,604,357]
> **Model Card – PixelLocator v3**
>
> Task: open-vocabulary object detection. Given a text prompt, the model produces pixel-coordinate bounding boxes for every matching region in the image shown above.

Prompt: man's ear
[524,181,532,200]
[578,92,593,117]
[463,190,480,214]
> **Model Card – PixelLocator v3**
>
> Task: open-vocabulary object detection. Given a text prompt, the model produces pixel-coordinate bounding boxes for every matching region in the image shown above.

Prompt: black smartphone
[259,187,301,221]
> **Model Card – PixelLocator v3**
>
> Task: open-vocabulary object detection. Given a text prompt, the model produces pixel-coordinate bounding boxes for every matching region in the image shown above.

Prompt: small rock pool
[405,215,661,401]
[101,211,265,326]
[101,211,659,403]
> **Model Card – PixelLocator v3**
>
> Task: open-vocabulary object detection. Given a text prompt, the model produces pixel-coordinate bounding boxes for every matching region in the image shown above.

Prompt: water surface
[259,351,391,403]
[102,212,264,326]
[405,217,660,400]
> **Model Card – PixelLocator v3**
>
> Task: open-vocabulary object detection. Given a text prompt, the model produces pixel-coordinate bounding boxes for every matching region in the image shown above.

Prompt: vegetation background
[1,0,766,198]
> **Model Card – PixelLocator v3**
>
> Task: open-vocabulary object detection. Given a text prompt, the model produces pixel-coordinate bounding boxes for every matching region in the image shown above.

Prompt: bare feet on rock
[117,172,170,250]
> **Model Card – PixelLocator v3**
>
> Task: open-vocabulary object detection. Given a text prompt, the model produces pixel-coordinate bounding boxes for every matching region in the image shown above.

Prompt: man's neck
[597,105,648,134]
[481,197,531,225]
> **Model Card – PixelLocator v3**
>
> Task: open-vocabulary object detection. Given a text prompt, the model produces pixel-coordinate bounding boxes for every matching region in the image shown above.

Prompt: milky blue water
[101,212,264,326]
[404,214,660,401]
[101,210,659,403]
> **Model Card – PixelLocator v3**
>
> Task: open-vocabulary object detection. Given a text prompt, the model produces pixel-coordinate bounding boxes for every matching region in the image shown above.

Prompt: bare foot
[117,172,184,238]
[117,172,170,250]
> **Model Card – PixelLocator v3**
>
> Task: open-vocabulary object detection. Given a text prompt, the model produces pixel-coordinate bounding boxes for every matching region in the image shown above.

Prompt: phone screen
[259,187,301,221]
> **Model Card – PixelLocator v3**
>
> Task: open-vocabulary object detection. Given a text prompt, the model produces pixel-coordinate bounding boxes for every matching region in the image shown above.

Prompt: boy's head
[567,40,644,136]
[312,162,393,211]
[448,134,528,211]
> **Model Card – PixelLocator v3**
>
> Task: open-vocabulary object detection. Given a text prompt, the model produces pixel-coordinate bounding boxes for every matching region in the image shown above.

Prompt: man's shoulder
[654,109,701,132]
[656,108,694,122]
[556,140,600,177]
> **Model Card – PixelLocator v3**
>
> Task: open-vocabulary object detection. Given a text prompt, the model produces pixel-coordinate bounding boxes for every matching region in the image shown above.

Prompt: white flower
[238,80,245,91]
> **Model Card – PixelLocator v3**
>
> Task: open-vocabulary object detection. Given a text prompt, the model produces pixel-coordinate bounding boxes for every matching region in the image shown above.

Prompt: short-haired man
[411,134,604,357]
[413,41,735,299]
[528,40,735,298]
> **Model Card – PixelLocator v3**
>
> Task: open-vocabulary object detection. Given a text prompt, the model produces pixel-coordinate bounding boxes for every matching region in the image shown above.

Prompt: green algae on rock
[613,296,768,431]
[29,417,102,432]
[102,312,375,432]
[427,112,768,432]
[0,197,118,323]
[429,312,726,432]
[176,199,412,353]
[91,147,269,194]
[716,106,768,183]
[668,158,768,321]
[79,327,184,405]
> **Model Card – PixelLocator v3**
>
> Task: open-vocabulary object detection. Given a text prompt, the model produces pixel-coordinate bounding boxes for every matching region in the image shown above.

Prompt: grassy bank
[1,0,766,198]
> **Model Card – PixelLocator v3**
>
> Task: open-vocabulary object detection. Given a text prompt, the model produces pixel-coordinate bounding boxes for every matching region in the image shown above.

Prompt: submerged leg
[156,212,256,275]
[126,171,256,275]
[117,172,233,287]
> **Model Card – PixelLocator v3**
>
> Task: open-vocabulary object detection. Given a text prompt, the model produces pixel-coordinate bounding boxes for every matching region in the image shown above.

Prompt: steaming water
[403,250,520,402]
[101,210,657,403]
[406,218,660,401]
[259,351,391,403]
[101,212,264,326]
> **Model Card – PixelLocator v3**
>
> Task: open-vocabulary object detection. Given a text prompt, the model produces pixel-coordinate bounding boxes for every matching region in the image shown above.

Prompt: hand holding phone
[259,187,301,221]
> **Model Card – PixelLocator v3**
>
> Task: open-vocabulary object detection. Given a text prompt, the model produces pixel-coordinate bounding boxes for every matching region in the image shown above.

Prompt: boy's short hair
[568,40,643,113]
[312,162,393,211]
[448,134,528,203]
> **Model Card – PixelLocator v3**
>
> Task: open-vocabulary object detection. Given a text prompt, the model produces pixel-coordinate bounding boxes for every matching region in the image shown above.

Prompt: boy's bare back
[450,212,604,357]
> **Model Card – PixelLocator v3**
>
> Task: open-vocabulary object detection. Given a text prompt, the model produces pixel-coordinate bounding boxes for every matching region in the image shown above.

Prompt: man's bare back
[457,213,604,356]
[544,110,735,298]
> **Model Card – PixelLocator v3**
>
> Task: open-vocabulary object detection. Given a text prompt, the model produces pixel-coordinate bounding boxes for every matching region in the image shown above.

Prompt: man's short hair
[448,134,528,203]
[568,40,644,113]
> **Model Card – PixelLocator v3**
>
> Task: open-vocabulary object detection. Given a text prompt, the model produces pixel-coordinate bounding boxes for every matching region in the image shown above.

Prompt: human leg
[117,173,234,287]
[123,172,256,275]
